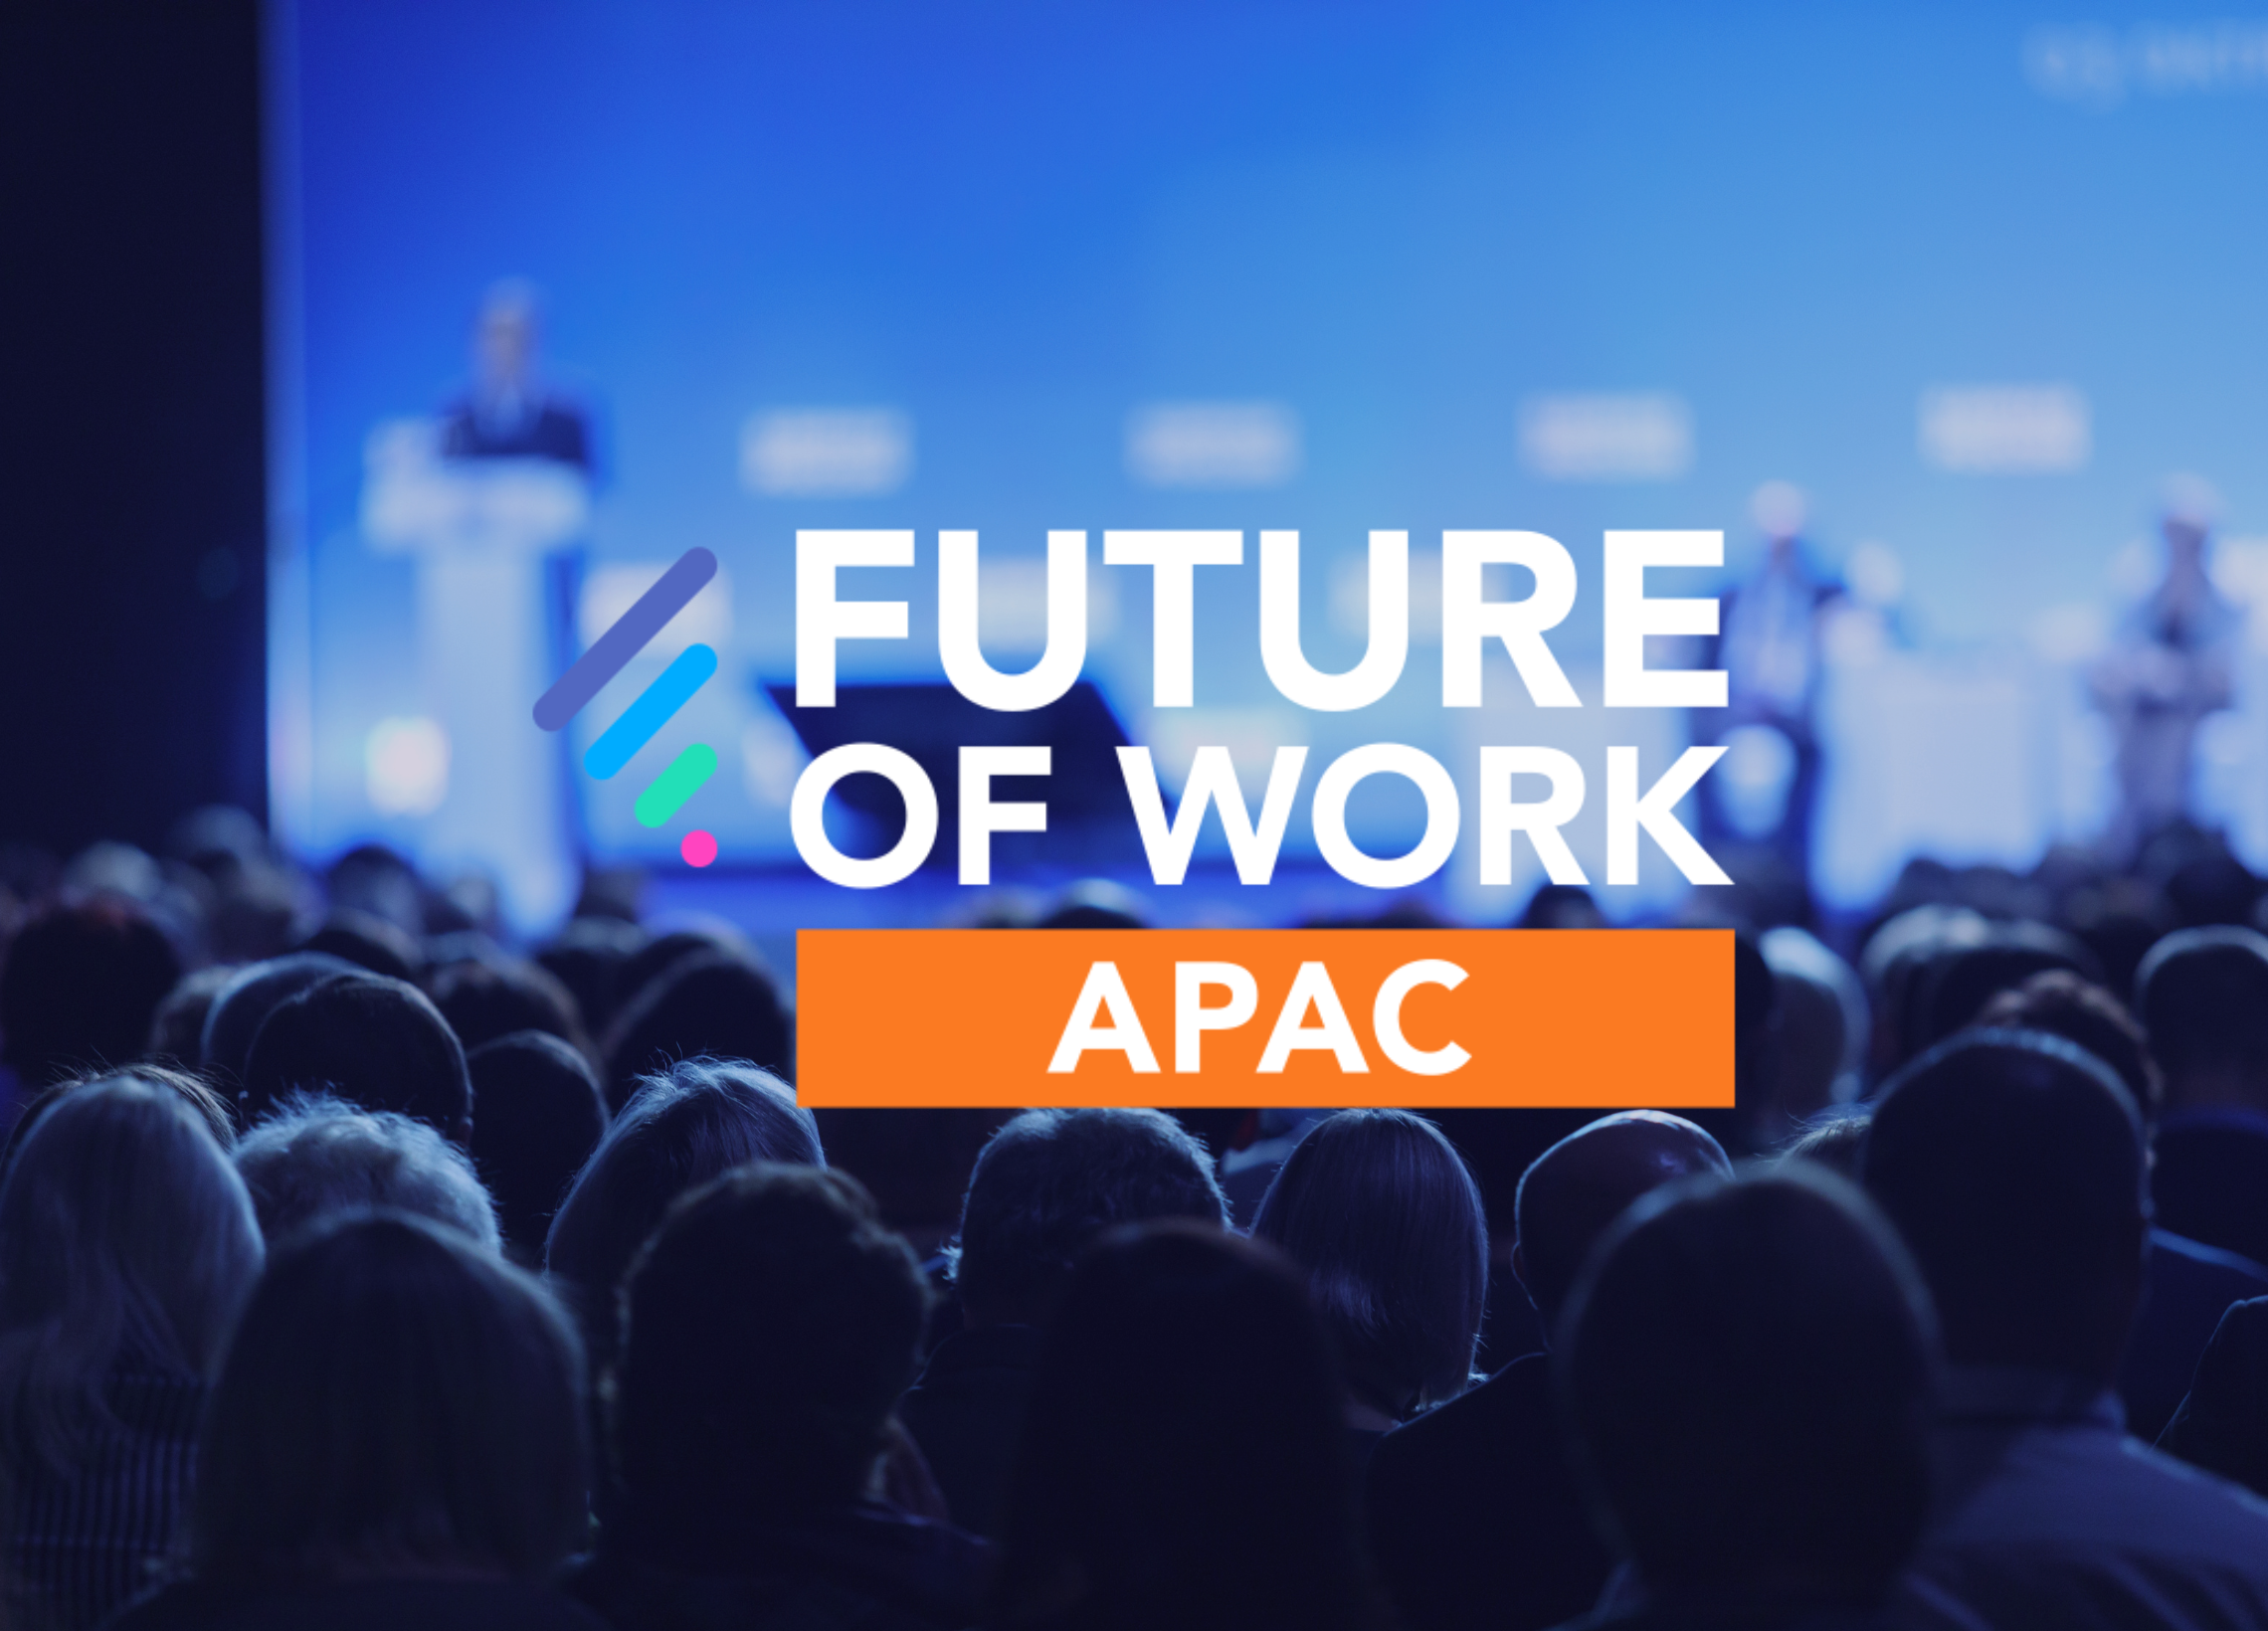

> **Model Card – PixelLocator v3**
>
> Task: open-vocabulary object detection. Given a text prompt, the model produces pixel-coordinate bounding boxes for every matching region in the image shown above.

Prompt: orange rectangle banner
[796,928,1734,1108]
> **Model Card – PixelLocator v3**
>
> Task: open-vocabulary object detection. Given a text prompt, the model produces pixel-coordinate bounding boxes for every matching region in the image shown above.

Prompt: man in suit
[439,281,593,472]
[1704,481,1843,882]
[2089,479,2235,861]
[1363,1111,1731,1631]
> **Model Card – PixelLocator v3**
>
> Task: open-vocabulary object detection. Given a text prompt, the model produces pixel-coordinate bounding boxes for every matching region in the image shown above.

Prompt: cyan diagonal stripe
[582,644,719,780]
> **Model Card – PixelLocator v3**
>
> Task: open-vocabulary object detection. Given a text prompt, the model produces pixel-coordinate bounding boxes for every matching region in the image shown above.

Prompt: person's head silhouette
[1862,1027,2146,1385]
[1559,1168,1938,1618]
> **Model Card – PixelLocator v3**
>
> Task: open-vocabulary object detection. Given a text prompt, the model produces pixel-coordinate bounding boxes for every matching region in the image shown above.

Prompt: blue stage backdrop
[268,0,2268,928]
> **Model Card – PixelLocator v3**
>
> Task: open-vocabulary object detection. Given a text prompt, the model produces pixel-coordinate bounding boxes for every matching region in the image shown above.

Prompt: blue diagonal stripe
[582,644,719,780]
[535,548,717,731]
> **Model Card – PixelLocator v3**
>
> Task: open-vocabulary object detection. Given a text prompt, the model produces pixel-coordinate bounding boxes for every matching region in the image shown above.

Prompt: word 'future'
[792,529,1733,891]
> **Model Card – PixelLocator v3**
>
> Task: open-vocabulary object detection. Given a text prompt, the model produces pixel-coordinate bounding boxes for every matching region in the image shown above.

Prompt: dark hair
[468,1031,610,1265]
[1911,927,2095,1052]
[427,957,589,1058]
[606,925,753,1018]
[1252,1109,1486,1414]
[613,1165,927,1525]
[992,1224,1394,1631]
[1513,1111,1733,1328]
[600,952,792,1111]
[1517,883,1606,930]
[298,908,423,984]
[952,1108,1228,1326]
[544,1059,820,1367]
[1861,1028,2145,1378]
[0,898,183,1087]
[2135,926,2268,1086]
[0,1075,262,1476]
[321,845,425,938]
[1558,1169,1937,1610]
[147,964,242,1068]
[1974,969,2162,1124]
[191,1212,587,1585]
[197,953,357,1091]
[240,972,472,1145]
[533,917,647,1039]
[813,1107,1012,1237]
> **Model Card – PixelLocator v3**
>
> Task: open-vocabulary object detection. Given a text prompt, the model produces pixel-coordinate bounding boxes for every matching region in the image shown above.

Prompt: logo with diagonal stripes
[535,547,722,866]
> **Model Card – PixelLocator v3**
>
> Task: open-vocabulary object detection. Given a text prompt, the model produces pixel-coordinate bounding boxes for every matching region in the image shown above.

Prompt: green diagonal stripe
[635,743,719,827]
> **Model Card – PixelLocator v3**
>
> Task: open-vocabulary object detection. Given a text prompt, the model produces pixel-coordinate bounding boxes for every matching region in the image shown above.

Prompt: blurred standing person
[439,281,594,471]
[362,280,596,932]
[1706,481,1842,883]
[2091,477,2237,861]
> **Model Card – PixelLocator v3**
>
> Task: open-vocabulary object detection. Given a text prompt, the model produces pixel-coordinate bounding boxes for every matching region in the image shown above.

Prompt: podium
[361,418,586,930]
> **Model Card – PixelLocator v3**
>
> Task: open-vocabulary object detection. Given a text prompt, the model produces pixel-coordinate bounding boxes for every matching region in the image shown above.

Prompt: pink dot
[679,829,719,868]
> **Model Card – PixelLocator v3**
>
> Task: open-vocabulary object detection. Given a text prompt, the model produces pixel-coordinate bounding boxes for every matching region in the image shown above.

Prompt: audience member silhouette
[900,1109,1228,1539]
[2160,1295,2268,1499]
[1863,1028,2268,1625]
[238,972,472,1144]
[813,1108,1014,1265]
[1365,1111,1730,1631]
[1970,969,2268,1440]
[107,1212,601,1631]
[1756,927,1867,1140]
[1249,1109,1488,1457]
[427,956,591,1059]
[468,1031,609,1267]
[1555,1169,1938,1631]
[145,966,240,1071]
[296,907,424,985]
[543,1058,820,1374]
[0,1074,263,1631]
[1910,926,2094,1051]
[533,917,647,1040]
[987,1223,1396,1631]
[599,952,792,1112]
[319,844,426,940]
[194,953,356,1101]
[604,925,761,1021]
[571,1164,989,1631]
[2135,928,2268,1269]
[233,1093,500,1249]
[0,898,182,1089]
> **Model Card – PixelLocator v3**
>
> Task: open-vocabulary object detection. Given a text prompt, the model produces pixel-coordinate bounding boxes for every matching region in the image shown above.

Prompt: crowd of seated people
[13,811,2268,1627]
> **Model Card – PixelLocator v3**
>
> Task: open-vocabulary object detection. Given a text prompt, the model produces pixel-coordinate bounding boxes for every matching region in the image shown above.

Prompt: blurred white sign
[1517,392,1693,481]
[741,408,913,497]
[1918,385,2089,473]
[1125,402,1302,488]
